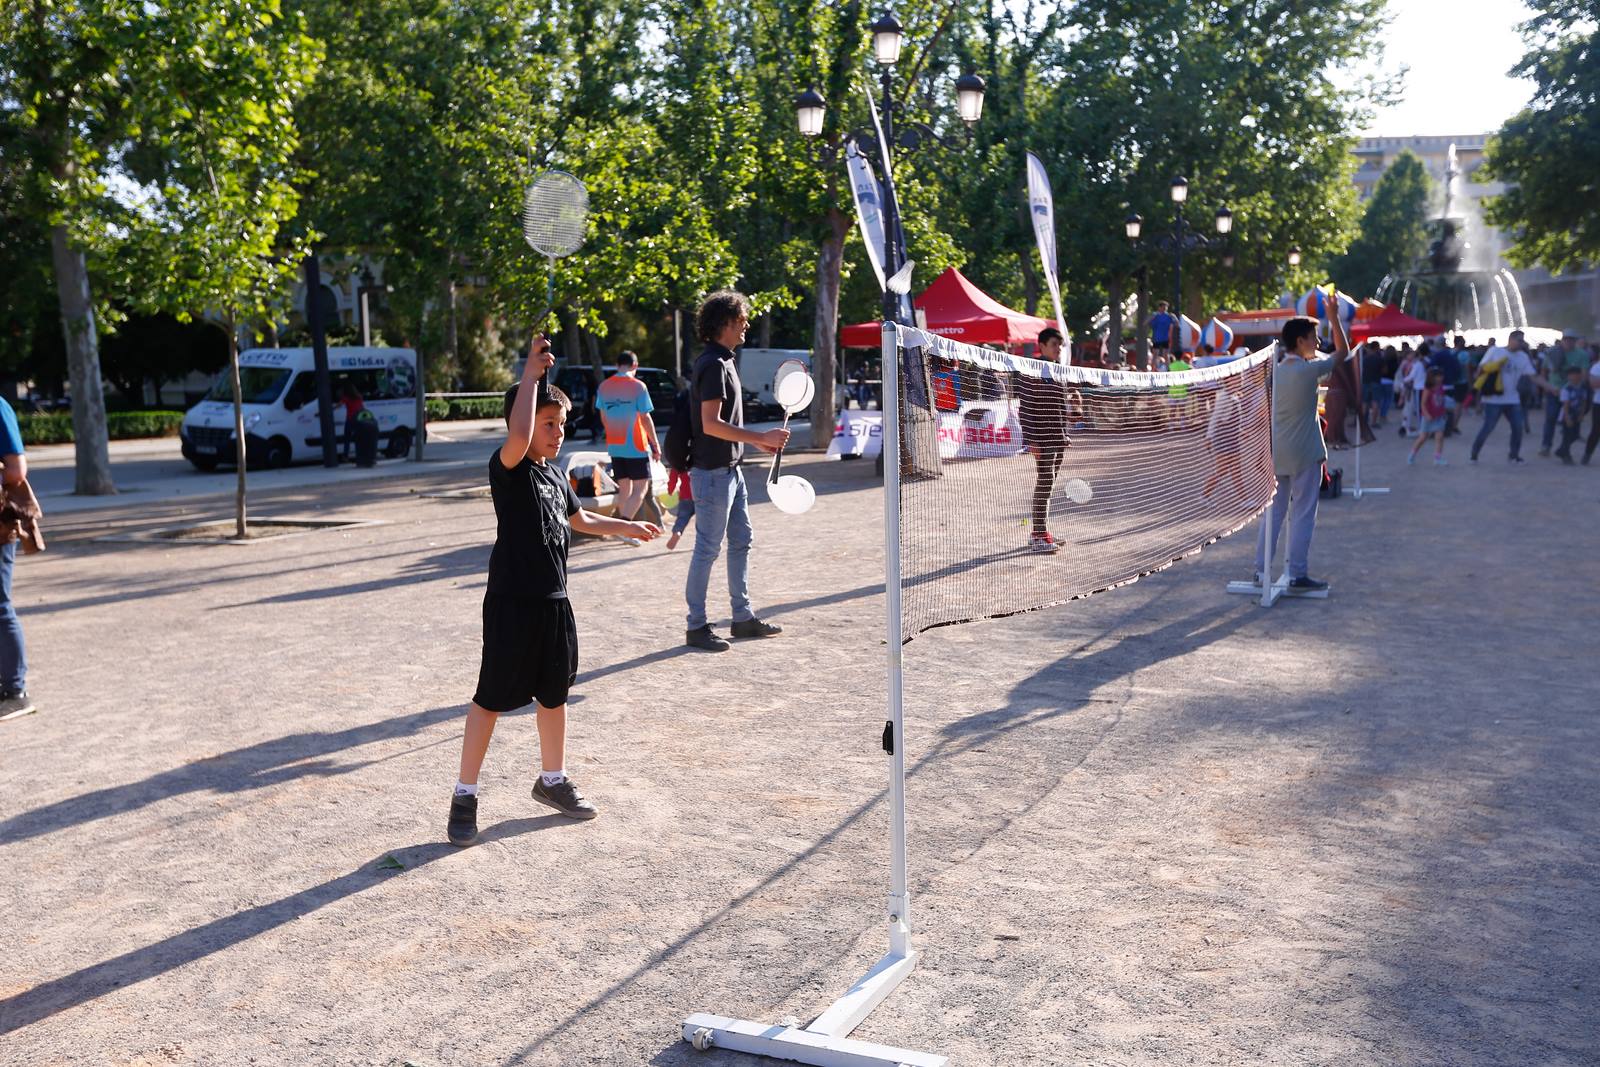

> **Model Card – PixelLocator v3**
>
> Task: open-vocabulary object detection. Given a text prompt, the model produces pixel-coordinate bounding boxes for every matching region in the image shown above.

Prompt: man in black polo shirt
[684,290,790,652]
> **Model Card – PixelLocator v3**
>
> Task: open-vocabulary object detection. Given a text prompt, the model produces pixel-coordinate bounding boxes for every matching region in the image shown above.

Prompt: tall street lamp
[1125,176,1232,318]
[795,11,985,325]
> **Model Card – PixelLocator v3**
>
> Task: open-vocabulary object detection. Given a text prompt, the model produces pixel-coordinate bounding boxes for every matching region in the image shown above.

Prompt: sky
[1352,0,1539,137]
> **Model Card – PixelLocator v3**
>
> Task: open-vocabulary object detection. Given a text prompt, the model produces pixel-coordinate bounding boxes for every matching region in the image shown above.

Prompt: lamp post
[794,12,985,325]
[1124,177,1232,320]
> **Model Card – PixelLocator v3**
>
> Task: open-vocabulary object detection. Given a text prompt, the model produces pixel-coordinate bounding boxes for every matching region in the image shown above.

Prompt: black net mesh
[890,325,1276,638]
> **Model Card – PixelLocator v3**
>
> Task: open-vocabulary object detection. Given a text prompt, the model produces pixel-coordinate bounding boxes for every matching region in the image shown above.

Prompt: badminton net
[889,324,1276,637]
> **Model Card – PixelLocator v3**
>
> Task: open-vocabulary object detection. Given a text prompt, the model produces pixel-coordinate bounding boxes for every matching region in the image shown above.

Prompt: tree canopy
[1483,0,1600,273]
[1332,150,1433,299]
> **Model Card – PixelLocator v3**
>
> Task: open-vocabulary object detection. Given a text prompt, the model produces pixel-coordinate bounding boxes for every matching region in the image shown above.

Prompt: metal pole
[359,289,371,347]
[878,70,906,326]
[673,307,683,379]
[880,320,911,958]
[303,254,339,468]
[1173,202,1185,323]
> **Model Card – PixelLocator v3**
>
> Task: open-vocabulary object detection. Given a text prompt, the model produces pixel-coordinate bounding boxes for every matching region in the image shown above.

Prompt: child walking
[662,378,696,550]
[1554,364,1591,465]
[1408,368,1449,465]
[447,335,661,846]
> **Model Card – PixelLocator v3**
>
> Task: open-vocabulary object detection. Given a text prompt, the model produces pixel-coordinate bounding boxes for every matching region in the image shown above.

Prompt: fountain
[1373,143,1528,333]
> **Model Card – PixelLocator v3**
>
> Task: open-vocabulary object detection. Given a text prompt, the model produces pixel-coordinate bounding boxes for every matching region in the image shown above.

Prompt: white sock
[454,781,479,796]
[540,769,566,786]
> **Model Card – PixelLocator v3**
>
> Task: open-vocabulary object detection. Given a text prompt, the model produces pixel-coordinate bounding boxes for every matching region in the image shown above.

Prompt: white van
[180,347,420,470]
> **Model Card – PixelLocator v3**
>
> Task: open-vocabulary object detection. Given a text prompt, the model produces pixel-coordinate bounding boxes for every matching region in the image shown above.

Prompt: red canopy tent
[838,266,1058,348]
[1350,304,1447,341]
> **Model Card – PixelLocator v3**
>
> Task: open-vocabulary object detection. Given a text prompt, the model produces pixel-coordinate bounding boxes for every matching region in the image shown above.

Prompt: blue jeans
[1255,465,1321,580]
[0,541,26,694]
[1472,403,1524,460]
[1540,394,1564,450]
[685,466,753,630]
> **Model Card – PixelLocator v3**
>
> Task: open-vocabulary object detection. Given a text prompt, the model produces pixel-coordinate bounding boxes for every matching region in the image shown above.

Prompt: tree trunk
[758,313,773,349]
[808,211,848,448]
[226,318,248,537]
[50,226,115,494]
[1107,274,1124,366]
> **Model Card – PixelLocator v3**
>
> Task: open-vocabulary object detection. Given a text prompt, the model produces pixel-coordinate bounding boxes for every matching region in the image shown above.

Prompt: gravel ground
[1,424,1596,1066]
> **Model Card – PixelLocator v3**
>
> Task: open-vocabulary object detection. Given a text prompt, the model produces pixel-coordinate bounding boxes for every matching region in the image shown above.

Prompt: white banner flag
[846,142,888,293]
[1025,151,1069,361]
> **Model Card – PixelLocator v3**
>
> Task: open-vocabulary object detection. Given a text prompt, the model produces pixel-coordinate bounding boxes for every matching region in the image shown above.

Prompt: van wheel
[386,426,413,458]
[190,456,219,473]
[264,437,292,469]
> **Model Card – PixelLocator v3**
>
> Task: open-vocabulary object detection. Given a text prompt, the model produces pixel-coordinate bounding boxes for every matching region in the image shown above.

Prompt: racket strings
[522,171,589,258]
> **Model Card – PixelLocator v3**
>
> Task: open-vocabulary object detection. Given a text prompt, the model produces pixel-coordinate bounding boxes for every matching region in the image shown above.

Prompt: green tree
[1482,1,1600,272]
[2,1,144,492]
[1331,150,1432,299]
[116,0,320,536]
[1021,0,1390,362]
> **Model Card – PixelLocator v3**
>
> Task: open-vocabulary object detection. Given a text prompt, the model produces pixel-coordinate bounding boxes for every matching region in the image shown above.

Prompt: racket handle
[768,411,793,484]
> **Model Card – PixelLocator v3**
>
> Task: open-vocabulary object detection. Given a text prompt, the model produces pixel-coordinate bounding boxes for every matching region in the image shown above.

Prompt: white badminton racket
[522,170,589,331]
[766,359,817,514]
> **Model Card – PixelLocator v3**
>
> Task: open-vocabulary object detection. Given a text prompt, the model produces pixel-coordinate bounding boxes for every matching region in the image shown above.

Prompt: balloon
[1176,314,1203,352]
[1201,317,1234,352]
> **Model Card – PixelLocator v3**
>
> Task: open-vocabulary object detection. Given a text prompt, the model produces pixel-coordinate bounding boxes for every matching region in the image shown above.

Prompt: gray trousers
[1255,464,1321,580]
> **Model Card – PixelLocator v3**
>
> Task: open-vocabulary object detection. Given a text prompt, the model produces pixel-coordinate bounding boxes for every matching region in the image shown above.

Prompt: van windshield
[207,367,292,405]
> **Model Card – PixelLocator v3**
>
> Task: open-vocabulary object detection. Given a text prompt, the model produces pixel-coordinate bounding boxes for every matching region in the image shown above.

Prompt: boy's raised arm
[500,334,554,469]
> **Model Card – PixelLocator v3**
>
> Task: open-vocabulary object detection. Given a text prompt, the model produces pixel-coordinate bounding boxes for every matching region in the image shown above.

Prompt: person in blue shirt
[0,396,33,721]
[1149,301,1176,359]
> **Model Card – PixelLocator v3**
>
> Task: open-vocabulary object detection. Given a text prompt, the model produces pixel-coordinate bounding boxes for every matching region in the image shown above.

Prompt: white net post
[881,322,912,958]
[1351,344,1389,499]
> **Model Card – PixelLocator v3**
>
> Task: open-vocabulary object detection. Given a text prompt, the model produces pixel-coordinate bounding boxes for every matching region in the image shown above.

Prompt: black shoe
[1584,454,1593,466]
[730,617,783,639]
[685,625,730,652]
[1558,451,1574,465]
[447,792,479,846]
[1288,576,1328,591]
[1509,456,1526,464]
[532,776,598,820]
[0,691,36,722]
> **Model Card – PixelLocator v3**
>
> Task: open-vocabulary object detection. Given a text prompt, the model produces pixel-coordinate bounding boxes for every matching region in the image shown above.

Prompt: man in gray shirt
[1254,310,1348,591]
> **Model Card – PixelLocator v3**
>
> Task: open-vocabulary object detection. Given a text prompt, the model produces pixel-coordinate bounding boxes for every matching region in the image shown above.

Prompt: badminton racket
[521,170,589,332]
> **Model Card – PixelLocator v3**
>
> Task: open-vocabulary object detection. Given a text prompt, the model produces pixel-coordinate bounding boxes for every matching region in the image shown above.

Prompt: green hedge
[424,397,504,421]
[19,410,185,446]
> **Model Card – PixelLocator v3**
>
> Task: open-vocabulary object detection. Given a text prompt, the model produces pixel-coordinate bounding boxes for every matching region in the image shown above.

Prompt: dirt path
[2,429,1596,1066]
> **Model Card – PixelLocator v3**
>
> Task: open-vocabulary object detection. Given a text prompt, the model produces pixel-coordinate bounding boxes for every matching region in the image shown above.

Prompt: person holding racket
[1253,307,1348,591]
[446,335,662,845]
[1019,327,1073,555]
[683,290,789,653]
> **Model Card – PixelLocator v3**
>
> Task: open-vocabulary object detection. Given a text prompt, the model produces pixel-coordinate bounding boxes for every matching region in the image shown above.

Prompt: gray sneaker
[0,691,36,722]
[532,776,598,820]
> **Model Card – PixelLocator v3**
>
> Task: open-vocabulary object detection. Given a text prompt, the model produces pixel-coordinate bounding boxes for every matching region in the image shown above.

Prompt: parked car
[546,364,679,436]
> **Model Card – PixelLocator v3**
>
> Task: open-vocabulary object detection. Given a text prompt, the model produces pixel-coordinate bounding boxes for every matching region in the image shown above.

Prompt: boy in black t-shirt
[447,335,661,846]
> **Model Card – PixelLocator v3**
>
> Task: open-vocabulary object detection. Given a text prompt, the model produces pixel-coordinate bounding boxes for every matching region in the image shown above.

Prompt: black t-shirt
[689,344,744,469]
[485,451,580,599]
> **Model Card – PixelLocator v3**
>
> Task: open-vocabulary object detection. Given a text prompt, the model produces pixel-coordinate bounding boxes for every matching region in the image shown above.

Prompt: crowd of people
[1326,329,1600,466]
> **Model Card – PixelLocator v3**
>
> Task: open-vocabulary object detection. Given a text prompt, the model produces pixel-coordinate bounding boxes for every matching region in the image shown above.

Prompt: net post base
[682,951,944,1066]
[1351,486,1390,498]
[1226,574,1329,605]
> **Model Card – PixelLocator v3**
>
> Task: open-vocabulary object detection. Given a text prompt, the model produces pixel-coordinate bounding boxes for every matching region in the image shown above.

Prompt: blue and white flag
[846,142,888,293]
[1025,151,1069,361]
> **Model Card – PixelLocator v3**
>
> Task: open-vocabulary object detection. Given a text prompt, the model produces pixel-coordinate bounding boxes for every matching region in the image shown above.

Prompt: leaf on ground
[377,854,405,871]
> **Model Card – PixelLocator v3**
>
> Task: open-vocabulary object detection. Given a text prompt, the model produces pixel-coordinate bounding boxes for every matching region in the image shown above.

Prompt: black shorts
[472,595,579,712]
[610,455,650,480]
